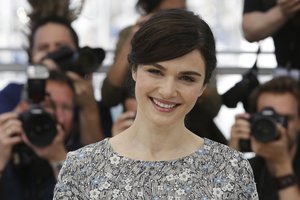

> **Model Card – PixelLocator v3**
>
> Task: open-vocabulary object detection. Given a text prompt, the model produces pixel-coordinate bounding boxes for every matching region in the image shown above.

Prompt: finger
[235,113,250,120]
[0,112,18,125]
[2,120,23,135]
[5,135,23,146]
[119,119,135,130]
[118,111,136,121]
[231,126,251,140]
[54,124,65,142]
[32,51,48,64]
[66,71,82,81]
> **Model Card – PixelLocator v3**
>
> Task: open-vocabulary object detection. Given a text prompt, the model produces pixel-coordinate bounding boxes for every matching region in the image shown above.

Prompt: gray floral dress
[53,138,258,199]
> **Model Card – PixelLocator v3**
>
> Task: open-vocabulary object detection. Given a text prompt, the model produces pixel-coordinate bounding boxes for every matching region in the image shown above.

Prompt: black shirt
[243,0,300,69]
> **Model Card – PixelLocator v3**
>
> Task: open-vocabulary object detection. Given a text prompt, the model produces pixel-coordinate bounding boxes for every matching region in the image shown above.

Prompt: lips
[151,97,179,112]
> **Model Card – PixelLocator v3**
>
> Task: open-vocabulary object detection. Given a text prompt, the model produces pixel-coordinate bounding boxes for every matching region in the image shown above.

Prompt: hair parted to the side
[248,76,300,114]
[128,9,216,84]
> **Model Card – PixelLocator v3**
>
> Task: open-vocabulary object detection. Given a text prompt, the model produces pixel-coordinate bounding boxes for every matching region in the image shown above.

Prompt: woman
[54,9,258,199]
[105,0,226,144]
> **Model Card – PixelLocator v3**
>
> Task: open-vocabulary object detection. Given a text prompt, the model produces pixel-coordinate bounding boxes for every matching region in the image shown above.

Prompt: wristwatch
[275,174,298,190]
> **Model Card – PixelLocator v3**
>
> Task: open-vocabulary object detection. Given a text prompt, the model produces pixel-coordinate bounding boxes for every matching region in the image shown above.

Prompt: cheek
[288,119,299,137]
[183,88,202,104]
[135,73,153,96]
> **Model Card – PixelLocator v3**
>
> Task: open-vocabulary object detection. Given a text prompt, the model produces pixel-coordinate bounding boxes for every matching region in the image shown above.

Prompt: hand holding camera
[22,124,67,164]
[231,107,288,152]
[4,65,68,168]
[0,112,23,169]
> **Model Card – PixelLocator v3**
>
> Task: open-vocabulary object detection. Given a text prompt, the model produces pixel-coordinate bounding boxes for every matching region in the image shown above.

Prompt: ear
[131,68,137,82]
[198,84,207,97]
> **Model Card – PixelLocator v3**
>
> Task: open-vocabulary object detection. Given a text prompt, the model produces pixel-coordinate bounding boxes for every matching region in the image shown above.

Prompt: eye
[147,68,162,76]
[179,75,195,83]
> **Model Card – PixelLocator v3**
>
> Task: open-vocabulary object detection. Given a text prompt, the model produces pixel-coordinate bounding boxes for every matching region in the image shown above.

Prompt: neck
[111,116,202,161]
[129,117,187,151]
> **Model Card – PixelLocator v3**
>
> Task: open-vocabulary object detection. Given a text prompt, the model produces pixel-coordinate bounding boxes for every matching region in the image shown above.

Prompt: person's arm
[252,124,300,199]
[101,15,152,107]
[106,27,133,88]
[278,183,300,200]
[196,71,222,119]
[101,27,134,107]
[242,5,287,42]
[67,72,104,144]
[243,0,300,42]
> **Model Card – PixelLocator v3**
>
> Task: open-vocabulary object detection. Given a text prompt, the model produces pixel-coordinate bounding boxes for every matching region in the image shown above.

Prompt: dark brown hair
[128,9,216,84]
[248,76,300,114]
[27,16,79,63]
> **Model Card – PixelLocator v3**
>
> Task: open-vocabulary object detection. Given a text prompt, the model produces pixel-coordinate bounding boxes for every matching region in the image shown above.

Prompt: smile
[151,98,178,110]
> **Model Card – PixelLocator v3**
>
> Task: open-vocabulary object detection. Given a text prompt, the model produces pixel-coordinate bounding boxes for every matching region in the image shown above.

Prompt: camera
[239,107,288,152]
[13,65,57,168]
[19,65,57,148]
[47,45,105,77]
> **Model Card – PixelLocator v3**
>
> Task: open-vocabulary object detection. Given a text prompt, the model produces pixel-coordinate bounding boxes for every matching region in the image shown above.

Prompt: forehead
[156,49,205,73]
[46,81,74,102]
[257,92,299,115]
[33,22,75,45]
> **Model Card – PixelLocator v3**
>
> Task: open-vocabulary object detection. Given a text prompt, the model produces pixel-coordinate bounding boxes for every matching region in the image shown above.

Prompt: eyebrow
[152,63,202,77]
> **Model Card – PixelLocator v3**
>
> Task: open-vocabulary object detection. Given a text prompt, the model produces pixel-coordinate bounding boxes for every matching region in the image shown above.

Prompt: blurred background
[0,0,277,138]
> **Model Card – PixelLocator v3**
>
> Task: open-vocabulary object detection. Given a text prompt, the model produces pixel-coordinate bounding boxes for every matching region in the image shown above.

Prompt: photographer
[229,76,300,200]
[0,71,83,200]
[0,15,112,142]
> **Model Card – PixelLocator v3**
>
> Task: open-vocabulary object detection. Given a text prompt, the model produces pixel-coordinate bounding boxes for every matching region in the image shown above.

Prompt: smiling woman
[132,50,206,126]
[53,9,258,199]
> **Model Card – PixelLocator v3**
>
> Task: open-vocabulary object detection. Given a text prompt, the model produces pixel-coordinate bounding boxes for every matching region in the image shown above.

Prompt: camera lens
[251,118,279,142]
[20,106,57,147]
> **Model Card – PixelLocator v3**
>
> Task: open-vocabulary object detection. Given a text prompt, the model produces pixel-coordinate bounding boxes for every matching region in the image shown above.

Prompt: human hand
[22,125,67,164]
[251,124,292,176]
[112,111,136,136]
[31,51,60,71]
[0,112,23,170]
[66,71,96,108]
[277,0,300,18]
[229,113,251,151]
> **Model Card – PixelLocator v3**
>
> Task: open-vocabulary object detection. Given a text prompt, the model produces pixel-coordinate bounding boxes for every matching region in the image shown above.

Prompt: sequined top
[53,138,258,199]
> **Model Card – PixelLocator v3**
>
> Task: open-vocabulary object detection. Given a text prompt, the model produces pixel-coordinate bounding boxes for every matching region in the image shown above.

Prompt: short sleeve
[53,151,82,199]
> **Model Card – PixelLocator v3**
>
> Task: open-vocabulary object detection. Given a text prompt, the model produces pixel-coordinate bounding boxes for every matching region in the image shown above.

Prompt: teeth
[153,98,176,109]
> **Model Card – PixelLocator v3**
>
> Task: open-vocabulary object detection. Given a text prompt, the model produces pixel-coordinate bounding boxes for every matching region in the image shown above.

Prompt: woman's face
[132,49,206,126]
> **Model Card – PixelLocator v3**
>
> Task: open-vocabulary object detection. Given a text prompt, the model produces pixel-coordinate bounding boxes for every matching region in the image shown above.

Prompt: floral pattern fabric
[53,138,258,200]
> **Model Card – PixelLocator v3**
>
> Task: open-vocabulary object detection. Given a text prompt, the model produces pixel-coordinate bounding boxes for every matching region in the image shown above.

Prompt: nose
[158,78,177,99]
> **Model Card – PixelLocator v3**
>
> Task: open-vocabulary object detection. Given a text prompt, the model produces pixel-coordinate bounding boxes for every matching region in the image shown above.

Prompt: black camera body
[19,104,57,148]
[47,46,105,77]
[21,65,57,147]
[13,65,57,167]
[239,107,288,152]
